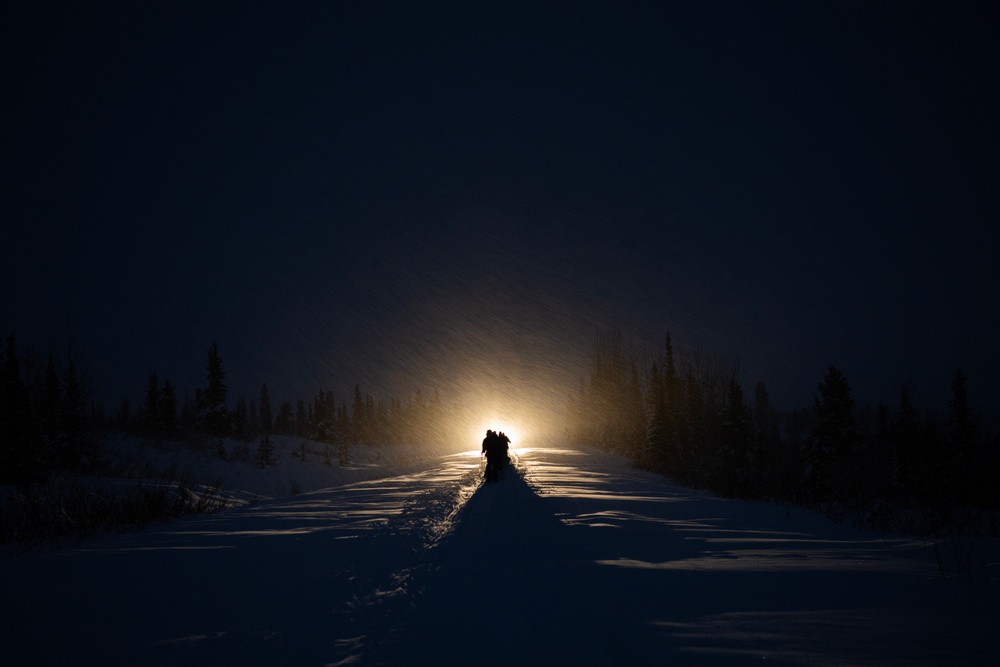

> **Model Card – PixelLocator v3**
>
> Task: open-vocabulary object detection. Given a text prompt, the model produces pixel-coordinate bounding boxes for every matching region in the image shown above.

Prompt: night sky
[3,2,999,420]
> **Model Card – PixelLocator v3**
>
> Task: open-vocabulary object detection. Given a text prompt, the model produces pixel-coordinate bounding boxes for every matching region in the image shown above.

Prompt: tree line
[124,342,449,449]
[565,329,1000,534]
[0,336,449,484]
[6,326,999,531]
[0,336,97,484]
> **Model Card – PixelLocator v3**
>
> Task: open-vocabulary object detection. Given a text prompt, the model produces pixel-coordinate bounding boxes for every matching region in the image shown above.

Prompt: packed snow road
[3,446,998,666]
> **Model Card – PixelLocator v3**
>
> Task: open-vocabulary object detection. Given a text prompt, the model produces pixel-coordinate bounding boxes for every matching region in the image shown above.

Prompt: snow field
[3,445,998,666]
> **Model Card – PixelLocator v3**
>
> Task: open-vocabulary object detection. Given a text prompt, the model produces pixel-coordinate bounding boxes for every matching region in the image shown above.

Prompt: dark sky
[3,1,999,419]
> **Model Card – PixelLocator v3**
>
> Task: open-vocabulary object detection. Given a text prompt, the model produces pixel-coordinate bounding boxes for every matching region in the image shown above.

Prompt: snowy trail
[2,451,485,666]
[360,451,649,666]
[356,447,999,666]
[4,446,998,666]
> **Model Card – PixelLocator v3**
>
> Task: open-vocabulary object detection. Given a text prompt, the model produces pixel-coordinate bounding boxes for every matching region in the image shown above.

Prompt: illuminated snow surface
[4,445,998,666]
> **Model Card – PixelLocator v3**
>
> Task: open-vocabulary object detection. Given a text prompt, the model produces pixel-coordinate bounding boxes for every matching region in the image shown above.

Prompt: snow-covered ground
[3,444,998,666]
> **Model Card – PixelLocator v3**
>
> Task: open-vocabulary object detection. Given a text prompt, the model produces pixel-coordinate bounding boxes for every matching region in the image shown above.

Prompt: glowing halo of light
[444,369,559,453]
[473,420,524,451]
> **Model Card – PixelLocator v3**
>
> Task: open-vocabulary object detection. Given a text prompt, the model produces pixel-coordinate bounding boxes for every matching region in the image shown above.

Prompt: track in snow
[4,446,999,667]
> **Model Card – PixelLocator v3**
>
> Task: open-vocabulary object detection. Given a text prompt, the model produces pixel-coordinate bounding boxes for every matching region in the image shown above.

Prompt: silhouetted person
[483,429,505,482]
[498,431,510,467]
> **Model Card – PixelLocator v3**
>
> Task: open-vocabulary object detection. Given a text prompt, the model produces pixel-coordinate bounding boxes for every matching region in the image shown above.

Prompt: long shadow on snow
[365,448,998,667]
[362,461,654,667]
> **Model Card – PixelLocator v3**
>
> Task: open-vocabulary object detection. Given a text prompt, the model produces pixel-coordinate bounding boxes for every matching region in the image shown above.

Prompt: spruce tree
[946,369,976,501]
[258,383,273,435]
[140,373,161,435]
[254,434,275,467]
[336,403,351,444]
[180,391,197,431]
[623,360,645,459]
[352,384,365,443]
[875,403,893,488]
[661,333,682,471]
[160,380,178,436]
[753,381,771,446]
[313,389,333,442]
[895,382,921,494]
[276,401,294,434]
[804,366,859,502]
[295,399,307,437]
[117,399,132,430]
[232,396,249,441]
[199,342,229,438]
[719,376,753,494]
[60,361,86,469]
[586,328,642,455]
[753,381,778,485]
[645,361,668,470]
[679,367,705,482]
[38,354,62,457]
[248,399,259,438]
[947,370,975,464]
[0,336,39,482]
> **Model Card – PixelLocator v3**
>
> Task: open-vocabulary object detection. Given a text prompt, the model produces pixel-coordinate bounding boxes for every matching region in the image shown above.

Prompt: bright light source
[447,376,553,452]
[470,419,525,451]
